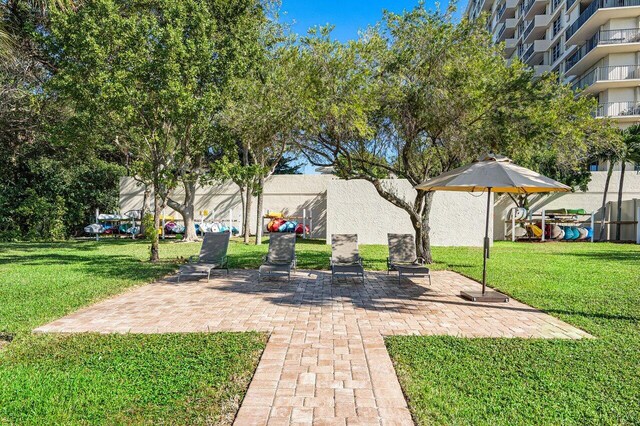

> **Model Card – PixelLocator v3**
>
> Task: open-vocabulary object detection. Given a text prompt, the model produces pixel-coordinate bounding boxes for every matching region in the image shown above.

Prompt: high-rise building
[466,0,640,169]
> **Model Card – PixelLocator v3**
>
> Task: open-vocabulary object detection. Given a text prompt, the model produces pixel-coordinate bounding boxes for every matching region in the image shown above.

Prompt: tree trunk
[414,192,434,264]
[139,184,150,235]
[365,178,435,264]
[255,177,265,245]
[243,183,253,244]
[238,183,246,238]
[150,190,161,262]
[598,160,614,241]
[167,181,198,242]
[615,161,626,241]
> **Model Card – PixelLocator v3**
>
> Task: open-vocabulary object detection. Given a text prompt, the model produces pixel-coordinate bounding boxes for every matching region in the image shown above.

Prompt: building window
[551,43,562,63]
[552,17,562,38]
[589,162,599,172]
[551,0,562,12]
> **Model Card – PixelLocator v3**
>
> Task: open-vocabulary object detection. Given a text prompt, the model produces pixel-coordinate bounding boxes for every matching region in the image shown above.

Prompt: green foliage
[141,212,156,241]
[0,332,266,424]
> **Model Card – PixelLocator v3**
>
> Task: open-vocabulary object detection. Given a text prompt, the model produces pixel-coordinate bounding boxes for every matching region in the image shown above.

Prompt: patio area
[36,270,590,425]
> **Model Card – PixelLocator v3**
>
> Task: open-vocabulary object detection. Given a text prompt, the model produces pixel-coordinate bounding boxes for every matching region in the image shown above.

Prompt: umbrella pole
[482,188,491,295]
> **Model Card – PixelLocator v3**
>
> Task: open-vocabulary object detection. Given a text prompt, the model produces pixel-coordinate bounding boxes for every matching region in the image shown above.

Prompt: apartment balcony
[566,0,640,45]
[494,23,507,42]
[572,65,640,93]
[505,37,519,55]
[565,27,640,74]
[521,43,535,61]
[524,0,549,20]
[504,18,518,38]
[596,101,640,121]
[534,64,553,75]
[524,14,553,43]
[497,2,508,23]
[524,39,552,63]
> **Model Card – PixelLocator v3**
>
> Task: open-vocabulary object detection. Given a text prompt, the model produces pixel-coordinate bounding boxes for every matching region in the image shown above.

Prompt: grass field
[1,238,638,424]
[0,240,266,425]
[387,242,640,425]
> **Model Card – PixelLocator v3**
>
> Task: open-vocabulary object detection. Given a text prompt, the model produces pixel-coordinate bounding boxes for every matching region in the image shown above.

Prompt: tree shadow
[0,252,178,283]
[185,270,545,315]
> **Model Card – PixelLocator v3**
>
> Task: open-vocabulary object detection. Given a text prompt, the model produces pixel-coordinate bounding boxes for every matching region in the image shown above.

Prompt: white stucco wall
[326,179,491,246]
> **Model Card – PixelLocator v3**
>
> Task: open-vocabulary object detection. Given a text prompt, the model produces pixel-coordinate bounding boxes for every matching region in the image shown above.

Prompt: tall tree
[222,24,304,244]
[47,0,265,256]
[299,6,618,262]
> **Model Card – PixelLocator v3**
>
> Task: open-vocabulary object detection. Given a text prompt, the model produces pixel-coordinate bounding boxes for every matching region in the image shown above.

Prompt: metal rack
[261,209,313,240]
[505,208,595,242]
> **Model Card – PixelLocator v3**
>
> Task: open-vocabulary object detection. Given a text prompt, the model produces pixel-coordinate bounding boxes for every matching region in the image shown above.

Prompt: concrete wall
[326,179,491,246]
[121,171,640,245]
[120,175,491,246]
[494,171,640,241]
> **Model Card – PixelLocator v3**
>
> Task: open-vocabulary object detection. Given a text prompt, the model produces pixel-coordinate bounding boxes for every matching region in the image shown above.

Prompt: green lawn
[1,239,639,424]
[0,240,266,425]
[387,242,640,425]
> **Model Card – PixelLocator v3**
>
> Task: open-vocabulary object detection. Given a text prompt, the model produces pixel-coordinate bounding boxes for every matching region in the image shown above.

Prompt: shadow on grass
[544,308,639,323]
[551,250,640,264]
[0,252,179,283]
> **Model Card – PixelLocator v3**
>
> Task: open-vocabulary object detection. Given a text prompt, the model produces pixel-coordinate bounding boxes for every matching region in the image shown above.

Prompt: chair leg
[207,270,211,283]
[428,274,432,286]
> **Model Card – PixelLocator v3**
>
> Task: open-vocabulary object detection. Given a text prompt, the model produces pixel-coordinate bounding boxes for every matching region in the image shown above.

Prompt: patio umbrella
[415,154,571,302]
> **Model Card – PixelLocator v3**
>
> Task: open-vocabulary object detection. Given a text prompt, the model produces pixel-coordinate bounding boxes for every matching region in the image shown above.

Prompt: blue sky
[280,0,467,42]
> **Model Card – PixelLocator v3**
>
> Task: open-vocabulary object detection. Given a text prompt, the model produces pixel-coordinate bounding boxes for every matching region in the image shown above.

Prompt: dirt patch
[0,332,14,350]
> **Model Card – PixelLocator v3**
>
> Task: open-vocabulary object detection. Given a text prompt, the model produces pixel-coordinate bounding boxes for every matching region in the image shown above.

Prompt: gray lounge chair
[178,231,230,282]
[387,233,431,285]
[258,233,297,281]
[330,234,365,282]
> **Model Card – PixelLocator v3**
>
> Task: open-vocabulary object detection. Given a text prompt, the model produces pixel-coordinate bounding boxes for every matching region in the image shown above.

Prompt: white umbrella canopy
[416,154,571,302]
[415,154,572,193]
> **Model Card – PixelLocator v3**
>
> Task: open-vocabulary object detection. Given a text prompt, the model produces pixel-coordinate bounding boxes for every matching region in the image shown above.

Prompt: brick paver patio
[36,270,590,425]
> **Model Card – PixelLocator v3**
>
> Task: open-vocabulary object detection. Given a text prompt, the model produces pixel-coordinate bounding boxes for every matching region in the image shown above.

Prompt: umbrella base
[460,290,509,303]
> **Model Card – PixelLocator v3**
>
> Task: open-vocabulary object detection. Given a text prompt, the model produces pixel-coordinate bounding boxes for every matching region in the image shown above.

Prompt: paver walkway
[36,270,590,425]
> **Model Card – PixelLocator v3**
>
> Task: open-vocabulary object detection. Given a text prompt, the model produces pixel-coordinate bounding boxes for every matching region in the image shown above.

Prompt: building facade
[466,0,640,169]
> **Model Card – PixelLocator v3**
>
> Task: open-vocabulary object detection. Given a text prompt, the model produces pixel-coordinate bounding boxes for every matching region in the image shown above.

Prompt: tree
[615,124,640,240]
[222,25,305,244]
[299,6,617,262]
[47,0,265,257]
[274,155,303,175]
[0,0,125,241]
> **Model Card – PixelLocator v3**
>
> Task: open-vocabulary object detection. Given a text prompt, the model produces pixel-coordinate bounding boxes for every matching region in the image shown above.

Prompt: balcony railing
[566,0,640,40]
[596,101,640,117]
[572,65,640,90]
[566,27,640,69]
[497,2,507,19]
[567,0,578,9]
[523,20,535,38]
[524,0,535,15]
[522,43,535,61]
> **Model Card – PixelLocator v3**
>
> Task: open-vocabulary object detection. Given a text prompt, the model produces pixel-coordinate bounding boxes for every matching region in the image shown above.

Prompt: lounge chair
[330,234,365,282]
[178,231,230,282]
[259,233,297,281]
[387,233,431,285]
